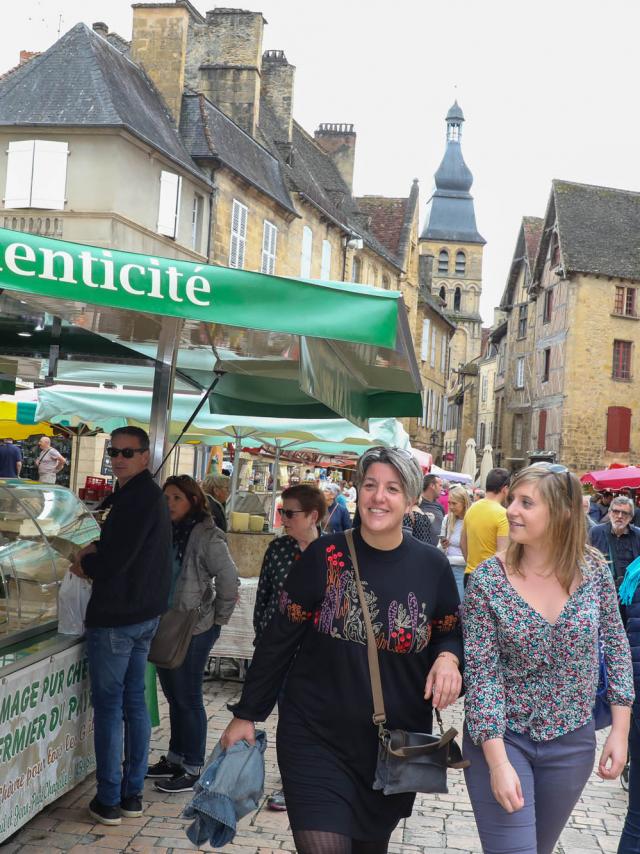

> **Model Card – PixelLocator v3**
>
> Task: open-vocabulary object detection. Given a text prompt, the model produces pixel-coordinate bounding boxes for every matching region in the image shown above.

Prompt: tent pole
[268,441,282,531]
[227,430,242,514]
[148,317,181,483]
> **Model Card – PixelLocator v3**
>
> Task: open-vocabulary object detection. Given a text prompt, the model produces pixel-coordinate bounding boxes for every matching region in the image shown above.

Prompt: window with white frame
[481,374,488,402]
[300,226,313,277]
[229,199,248,268]
[261,219,278,275]
[430,328,437,368]
[5,139,69,210]
[421,319,430,361]
[320,239,332,280]
[515,356,525,389]
[157,170,182,238]
[191,194,204,252]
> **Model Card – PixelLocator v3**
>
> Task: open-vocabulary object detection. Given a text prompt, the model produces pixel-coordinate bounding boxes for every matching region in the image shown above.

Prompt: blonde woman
[463,463,634,854]
[439,485,471,601]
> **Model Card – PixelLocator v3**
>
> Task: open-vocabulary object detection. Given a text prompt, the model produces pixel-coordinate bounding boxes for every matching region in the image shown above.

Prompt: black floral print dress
[253,535,301,644]
[231,529,462,840]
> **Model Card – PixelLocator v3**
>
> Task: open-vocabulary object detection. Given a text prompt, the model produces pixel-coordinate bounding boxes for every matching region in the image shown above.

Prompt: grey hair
[201,474,231,494]
[356,447,422,502]
[611,495,635,514]
[323,483,340,496]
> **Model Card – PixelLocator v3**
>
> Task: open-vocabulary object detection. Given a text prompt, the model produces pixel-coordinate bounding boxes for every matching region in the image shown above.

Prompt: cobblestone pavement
[3,675,629,853]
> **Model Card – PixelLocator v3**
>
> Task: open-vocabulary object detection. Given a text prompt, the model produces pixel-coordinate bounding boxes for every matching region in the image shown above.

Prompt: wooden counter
[226,531,275,578]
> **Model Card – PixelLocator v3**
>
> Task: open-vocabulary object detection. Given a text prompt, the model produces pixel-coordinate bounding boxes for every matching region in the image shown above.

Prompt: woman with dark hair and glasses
[220,447,462,854]
[463,463,634,854]
[146,475,239,793]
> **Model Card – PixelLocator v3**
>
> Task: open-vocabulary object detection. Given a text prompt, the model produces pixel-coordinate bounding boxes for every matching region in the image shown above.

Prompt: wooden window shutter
[5,140,35,208]
[30,140,69,210]
[538,410,547,449]
[606,406,631,452]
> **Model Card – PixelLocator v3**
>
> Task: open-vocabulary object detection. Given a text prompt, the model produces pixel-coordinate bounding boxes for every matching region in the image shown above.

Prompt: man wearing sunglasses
[70,426,172,827]
[591,495,640,587]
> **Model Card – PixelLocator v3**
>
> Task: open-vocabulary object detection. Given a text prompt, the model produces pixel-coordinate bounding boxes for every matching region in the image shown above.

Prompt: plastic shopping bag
[58,571,92,635]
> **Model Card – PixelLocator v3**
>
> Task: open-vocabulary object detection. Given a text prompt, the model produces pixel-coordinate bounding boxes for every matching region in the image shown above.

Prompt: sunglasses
[279,509,307,519]
[531,462,573,504]
[106,447,147,459]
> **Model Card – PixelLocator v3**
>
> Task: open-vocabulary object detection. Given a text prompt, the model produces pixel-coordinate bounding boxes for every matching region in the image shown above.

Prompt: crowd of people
[66,429,640,854]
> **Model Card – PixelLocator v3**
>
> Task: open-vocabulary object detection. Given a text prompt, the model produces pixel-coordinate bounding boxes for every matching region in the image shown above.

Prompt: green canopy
[0,228,422,427]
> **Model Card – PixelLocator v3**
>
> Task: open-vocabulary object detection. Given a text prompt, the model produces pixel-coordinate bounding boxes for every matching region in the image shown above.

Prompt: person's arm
[252,543,276,638]
[340,503,351,532]
[15,461,22,476]
[204,533,240,625]
[495,510,510,555]
[54,449,67,472]
[460,520,468,561]
[597,559,634,779]
[424,554,463,709]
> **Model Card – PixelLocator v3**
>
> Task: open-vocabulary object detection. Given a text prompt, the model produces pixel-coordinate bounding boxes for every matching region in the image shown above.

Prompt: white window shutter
[157,171,181,237]
[430,329,437,368]
[440,334,447,373]
[421,319,430,361]
[5,140,35,208]
[300,226,313,278]
[261,220,277,275]
[30,140,68,209]
[229,199,248,268]
[320,239,332,280]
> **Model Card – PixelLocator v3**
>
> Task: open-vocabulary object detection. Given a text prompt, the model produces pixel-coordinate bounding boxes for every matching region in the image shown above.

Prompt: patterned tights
[292,830,390,854]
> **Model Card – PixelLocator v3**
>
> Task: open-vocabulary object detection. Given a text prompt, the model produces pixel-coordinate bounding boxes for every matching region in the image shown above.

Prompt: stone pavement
[3,675,629,853]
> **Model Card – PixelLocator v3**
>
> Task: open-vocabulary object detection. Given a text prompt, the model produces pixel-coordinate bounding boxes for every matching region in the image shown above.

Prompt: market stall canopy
[0,399,52,439]
[35,385,411,451]
[411,447,433,472]
[0,228,422,428]
[430,463,473,485]
[580,466,640,490]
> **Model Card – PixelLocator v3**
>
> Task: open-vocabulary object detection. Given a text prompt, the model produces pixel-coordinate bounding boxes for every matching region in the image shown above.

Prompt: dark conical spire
[420,102,485,244]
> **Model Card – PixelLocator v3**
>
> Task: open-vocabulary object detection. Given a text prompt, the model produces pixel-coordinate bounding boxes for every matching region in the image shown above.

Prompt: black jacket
[82,469,172,628]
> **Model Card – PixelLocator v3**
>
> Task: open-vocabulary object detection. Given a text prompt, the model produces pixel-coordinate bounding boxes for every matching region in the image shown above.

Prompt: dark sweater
[81,469,172,628]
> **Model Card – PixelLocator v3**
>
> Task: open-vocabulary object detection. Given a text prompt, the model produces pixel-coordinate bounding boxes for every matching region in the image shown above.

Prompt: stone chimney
[261,50,295,144]
[92,22,109,37]
[314,124,356,192]
[19,50,40,64]
[185,8,265,136]
[418,253,434,294]
[130,3,192,126]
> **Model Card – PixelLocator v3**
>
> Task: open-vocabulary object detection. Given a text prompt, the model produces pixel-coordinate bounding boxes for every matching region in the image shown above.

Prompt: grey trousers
[463,721,596,854]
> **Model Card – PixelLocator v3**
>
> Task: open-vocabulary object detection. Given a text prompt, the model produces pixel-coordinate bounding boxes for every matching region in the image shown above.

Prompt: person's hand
[489,761,525,813]
[424,653,462,709]
[69,561,87,579]
[220,717,256,750]
[597,729,628,779]
[440,538,450,550]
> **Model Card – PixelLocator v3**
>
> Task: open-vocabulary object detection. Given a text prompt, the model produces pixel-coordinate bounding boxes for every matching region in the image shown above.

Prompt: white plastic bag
[58,571,92,635]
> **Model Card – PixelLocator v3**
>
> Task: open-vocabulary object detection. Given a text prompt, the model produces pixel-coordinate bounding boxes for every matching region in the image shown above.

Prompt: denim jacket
[183,730,267,848]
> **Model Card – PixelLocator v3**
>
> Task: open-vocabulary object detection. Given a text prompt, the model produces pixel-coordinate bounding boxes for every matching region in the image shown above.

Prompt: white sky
[3,0,640,323]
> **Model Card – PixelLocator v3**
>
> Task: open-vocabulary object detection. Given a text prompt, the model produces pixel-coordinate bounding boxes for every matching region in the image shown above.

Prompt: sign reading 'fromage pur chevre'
[0,643,95,843]
[0,227,401,349]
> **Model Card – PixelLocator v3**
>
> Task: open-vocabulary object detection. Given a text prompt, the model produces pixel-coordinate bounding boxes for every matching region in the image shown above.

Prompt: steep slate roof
[180,92,296,215]
[0,23,208,184]
[522,216,543,270]
[552,180,640,281]
[356,180,419,267]
[500,215,544,308]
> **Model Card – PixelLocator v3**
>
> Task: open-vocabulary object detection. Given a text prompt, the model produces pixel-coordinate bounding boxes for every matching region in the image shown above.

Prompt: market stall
[580,466,640,490]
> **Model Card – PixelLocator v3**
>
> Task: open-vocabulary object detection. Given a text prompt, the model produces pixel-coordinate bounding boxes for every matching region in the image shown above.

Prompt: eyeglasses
[610,509,633,518]
[531,462,573,504]
[279,509,307,519]
[106,447,147,459]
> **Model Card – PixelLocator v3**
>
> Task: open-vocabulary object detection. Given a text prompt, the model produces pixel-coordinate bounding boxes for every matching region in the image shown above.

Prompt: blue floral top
[463,553,634,744]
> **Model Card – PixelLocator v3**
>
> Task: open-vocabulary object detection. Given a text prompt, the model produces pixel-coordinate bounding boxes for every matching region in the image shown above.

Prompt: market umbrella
[478,444,494,490]
[430,463,472,485]
[461,438,477,481]
[580,466,640,490]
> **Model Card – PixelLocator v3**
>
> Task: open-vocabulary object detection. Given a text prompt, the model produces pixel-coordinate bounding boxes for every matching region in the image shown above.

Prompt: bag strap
[344,528,387,729]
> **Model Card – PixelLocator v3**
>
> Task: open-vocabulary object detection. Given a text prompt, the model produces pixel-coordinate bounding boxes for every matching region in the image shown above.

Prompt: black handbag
[344,529,469,796]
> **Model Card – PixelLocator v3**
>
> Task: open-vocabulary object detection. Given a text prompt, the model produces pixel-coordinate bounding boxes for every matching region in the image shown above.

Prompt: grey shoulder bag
[344,529,469,795]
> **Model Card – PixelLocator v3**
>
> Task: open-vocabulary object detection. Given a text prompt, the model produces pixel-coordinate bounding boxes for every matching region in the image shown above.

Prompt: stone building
[0,1,452,446]
[418,102,486,468]
[493,217,543,470]
[476,326,497,454]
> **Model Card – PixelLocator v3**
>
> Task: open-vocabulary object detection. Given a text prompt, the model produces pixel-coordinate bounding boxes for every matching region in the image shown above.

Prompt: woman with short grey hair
[221,445,462,854]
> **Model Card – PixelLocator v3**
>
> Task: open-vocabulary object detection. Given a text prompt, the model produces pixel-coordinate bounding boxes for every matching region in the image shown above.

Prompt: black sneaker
[121,795,143,817]
[89,796,121,826]
[146,756,181,778]
[154,772,199,793]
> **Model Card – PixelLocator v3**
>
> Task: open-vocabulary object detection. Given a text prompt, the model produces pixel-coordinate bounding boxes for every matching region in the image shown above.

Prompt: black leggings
[292,830,390,854]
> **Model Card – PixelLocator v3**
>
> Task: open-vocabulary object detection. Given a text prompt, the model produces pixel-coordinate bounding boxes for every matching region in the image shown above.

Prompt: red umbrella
[580,466,640,490]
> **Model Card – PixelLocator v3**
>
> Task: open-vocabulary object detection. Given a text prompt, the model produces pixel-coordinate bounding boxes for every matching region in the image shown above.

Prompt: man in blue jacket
[590,495,640,586]
[71,427,172,827]
[322,483,351,534]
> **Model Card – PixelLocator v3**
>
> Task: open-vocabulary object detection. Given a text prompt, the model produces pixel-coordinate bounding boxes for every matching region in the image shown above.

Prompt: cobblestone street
[2,674,629,853]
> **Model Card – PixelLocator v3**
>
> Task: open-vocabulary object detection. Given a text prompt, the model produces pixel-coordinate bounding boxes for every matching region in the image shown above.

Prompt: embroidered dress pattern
[463,553,634,744]
[254,536,301,641]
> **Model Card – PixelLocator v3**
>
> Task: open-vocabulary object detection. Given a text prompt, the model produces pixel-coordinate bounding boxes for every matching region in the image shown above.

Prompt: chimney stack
[314,124,356,192]
[261,50,295,144]
[92,22,109,37]
[419,254,434,294]
[19,50,40,65]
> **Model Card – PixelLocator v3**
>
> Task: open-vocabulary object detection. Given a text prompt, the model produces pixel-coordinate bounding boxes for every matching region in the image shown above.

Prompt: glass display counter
[0,479,100,653]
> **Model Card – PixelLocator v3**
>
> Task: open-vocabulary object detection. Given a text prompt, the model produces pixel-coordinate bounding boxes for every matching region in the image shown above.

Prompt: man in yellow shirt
[461,468,511,587]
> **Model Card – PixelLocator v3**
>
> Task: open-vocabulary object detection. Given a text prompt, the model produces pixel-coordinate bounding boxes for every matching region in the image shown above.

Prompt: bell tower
[419,101,485,364]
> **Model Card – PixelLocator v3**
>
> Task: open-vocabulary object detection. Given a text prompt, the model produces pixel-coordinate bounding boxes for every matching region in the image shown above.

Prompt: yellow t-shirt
[463,498,509,574]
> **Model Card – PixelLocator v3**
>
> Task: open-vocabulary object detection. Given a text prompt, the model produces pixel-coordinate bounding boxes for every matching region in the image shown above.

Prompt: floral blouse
[253,535,301,644]
[463,553,634,744]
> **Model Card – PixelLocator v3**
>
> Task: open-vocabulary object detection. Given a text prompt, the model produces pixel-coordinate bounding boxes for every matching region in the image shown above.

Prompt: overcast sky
[3,0,640,323]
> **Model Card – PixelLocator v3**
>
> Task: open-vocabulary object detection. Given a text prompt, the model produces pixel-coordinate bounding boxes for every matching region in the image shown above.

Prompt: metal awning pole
[227,429,242,514]
[268,441,282,531]
[148,317,182,483]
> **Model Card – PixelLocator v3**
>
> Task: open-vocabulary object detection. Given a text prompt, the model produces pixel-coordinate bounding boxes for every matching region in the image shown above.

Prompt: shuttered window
[421,319,430,362]
[300,225,313,278]
[538,410,547,450]
[440,334,447,373]
[229,199,248,268]
[606,406,631,453]
[430,328,437,368]
[261,220,278,274]
[320,239,332,280]
[5,140,69,210]
[157,170,182,238]
[515,356,525,389]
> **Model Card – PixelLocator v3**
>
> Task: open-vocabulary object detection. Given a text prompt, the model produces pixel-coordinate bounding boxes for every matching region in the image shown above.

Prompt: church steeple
[420,102,485,244]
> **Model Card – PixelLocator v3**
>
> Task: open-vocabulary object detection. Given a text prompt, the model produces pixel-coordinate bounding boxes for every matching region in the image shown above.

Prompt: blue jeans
[450,564,465,603]
[157,623,220,774]
[618,710,640,853]
[86,617,159,806]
